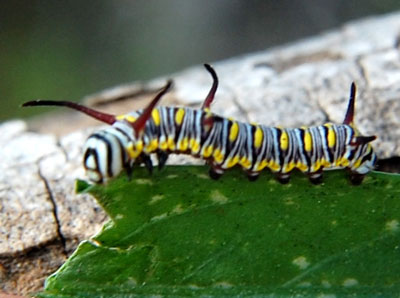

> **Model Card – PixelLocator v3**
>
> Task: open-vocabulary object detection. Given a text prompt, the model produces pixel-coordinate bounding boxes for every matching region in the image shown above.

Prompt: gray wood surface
[2,12,400,295]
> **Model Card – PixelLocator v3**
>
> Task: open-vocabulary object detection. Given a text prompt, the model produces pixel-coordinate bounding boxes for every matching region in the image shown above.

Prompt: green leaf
[39,166,400,297]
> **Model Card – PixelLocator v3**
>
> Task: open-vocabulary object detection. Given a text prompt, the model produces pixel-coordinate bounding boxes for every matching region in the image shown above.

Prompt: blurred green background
[1,1,399,121]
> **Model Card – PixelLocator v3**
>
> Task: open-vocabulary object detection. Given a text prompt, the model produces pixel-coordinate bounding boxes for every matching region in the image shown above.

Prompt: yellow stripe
[280,130,289,151]
[342,159,349,167]
[189,138,195,149]
[191,140,200,153]
[254,126,263,148]
[296,161,308,172]
[116,115,136,122]
[127,141,143,158]
[146,139,158,152]
[160,141,168,150]
[321,158,331,167]
[255,159,269,171]
[203,145,213,158]
[324,124,336,148]
[179,137,189,151]
[126,143,135,158]
[167,137,175,150]
[304,129,312,152]
[336,157,350,167]
[175,108,185,125]
[353,158,362,169]
[152,109,160,126]
[136,141,143,153]
[268,160,280,172]
[225,158,234,168]
[282,161,296,173]
[313,160,321,172]
[126,115,136,122]
[342,158,350,167]
[229,122,239,142]
[213,148,224,163]
[240,156,252,169]
[226,155,240,168]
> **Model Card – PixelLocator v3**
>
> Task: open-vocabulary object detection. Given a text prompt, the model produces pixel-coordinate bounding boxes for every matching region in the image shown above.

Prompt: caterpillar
[23,64,377,185]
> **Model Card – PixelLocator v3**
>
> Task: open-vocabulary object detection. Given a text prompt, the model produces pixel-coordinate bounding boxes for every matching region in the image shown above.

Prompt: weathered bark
[2,12,400,295]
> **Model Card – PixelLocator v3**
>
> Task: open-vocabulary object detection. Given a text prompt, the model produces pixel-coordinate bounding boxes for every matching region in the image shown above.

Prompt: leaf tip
[75,179,91,193]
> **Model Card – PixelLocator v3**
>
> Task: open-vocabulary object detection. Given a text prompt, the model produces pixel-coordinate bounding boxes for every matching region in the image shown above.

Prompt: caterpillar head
[23,81,172,183]
[82,122,135,183]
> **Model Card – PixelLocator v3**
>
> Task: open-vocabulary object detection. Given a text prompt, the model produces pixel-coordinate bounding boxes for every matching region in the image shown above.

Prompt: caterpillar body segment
[22,64,377,185]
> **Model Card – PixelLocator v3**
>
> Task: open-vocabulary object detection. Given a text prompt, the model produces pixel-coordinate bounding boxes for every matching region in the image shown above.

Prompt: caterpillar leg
[157,151,169,170]
[247,171,260,181]
[126,161,134,181]
[349,172,365,185]
[276,173,291,184]
[209,166,224,180]
[141,154,153,174]
[308,170,323,185]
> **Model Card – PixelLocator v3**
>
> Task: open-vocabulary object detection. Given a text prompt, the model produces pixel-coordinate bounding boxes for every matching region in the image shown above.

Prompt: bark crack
[37,167,67,257]
[56,138,69,162]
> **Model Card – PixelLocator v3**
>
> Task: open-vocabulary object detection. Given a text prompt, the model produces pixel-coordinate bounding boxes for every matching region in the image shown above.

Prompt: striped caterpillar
[23,64,377,185]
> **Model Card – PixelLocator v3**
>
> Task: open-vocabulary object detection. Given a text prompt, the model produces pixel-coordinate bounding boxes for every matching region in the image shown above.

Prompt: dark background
[1,0,399,120]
